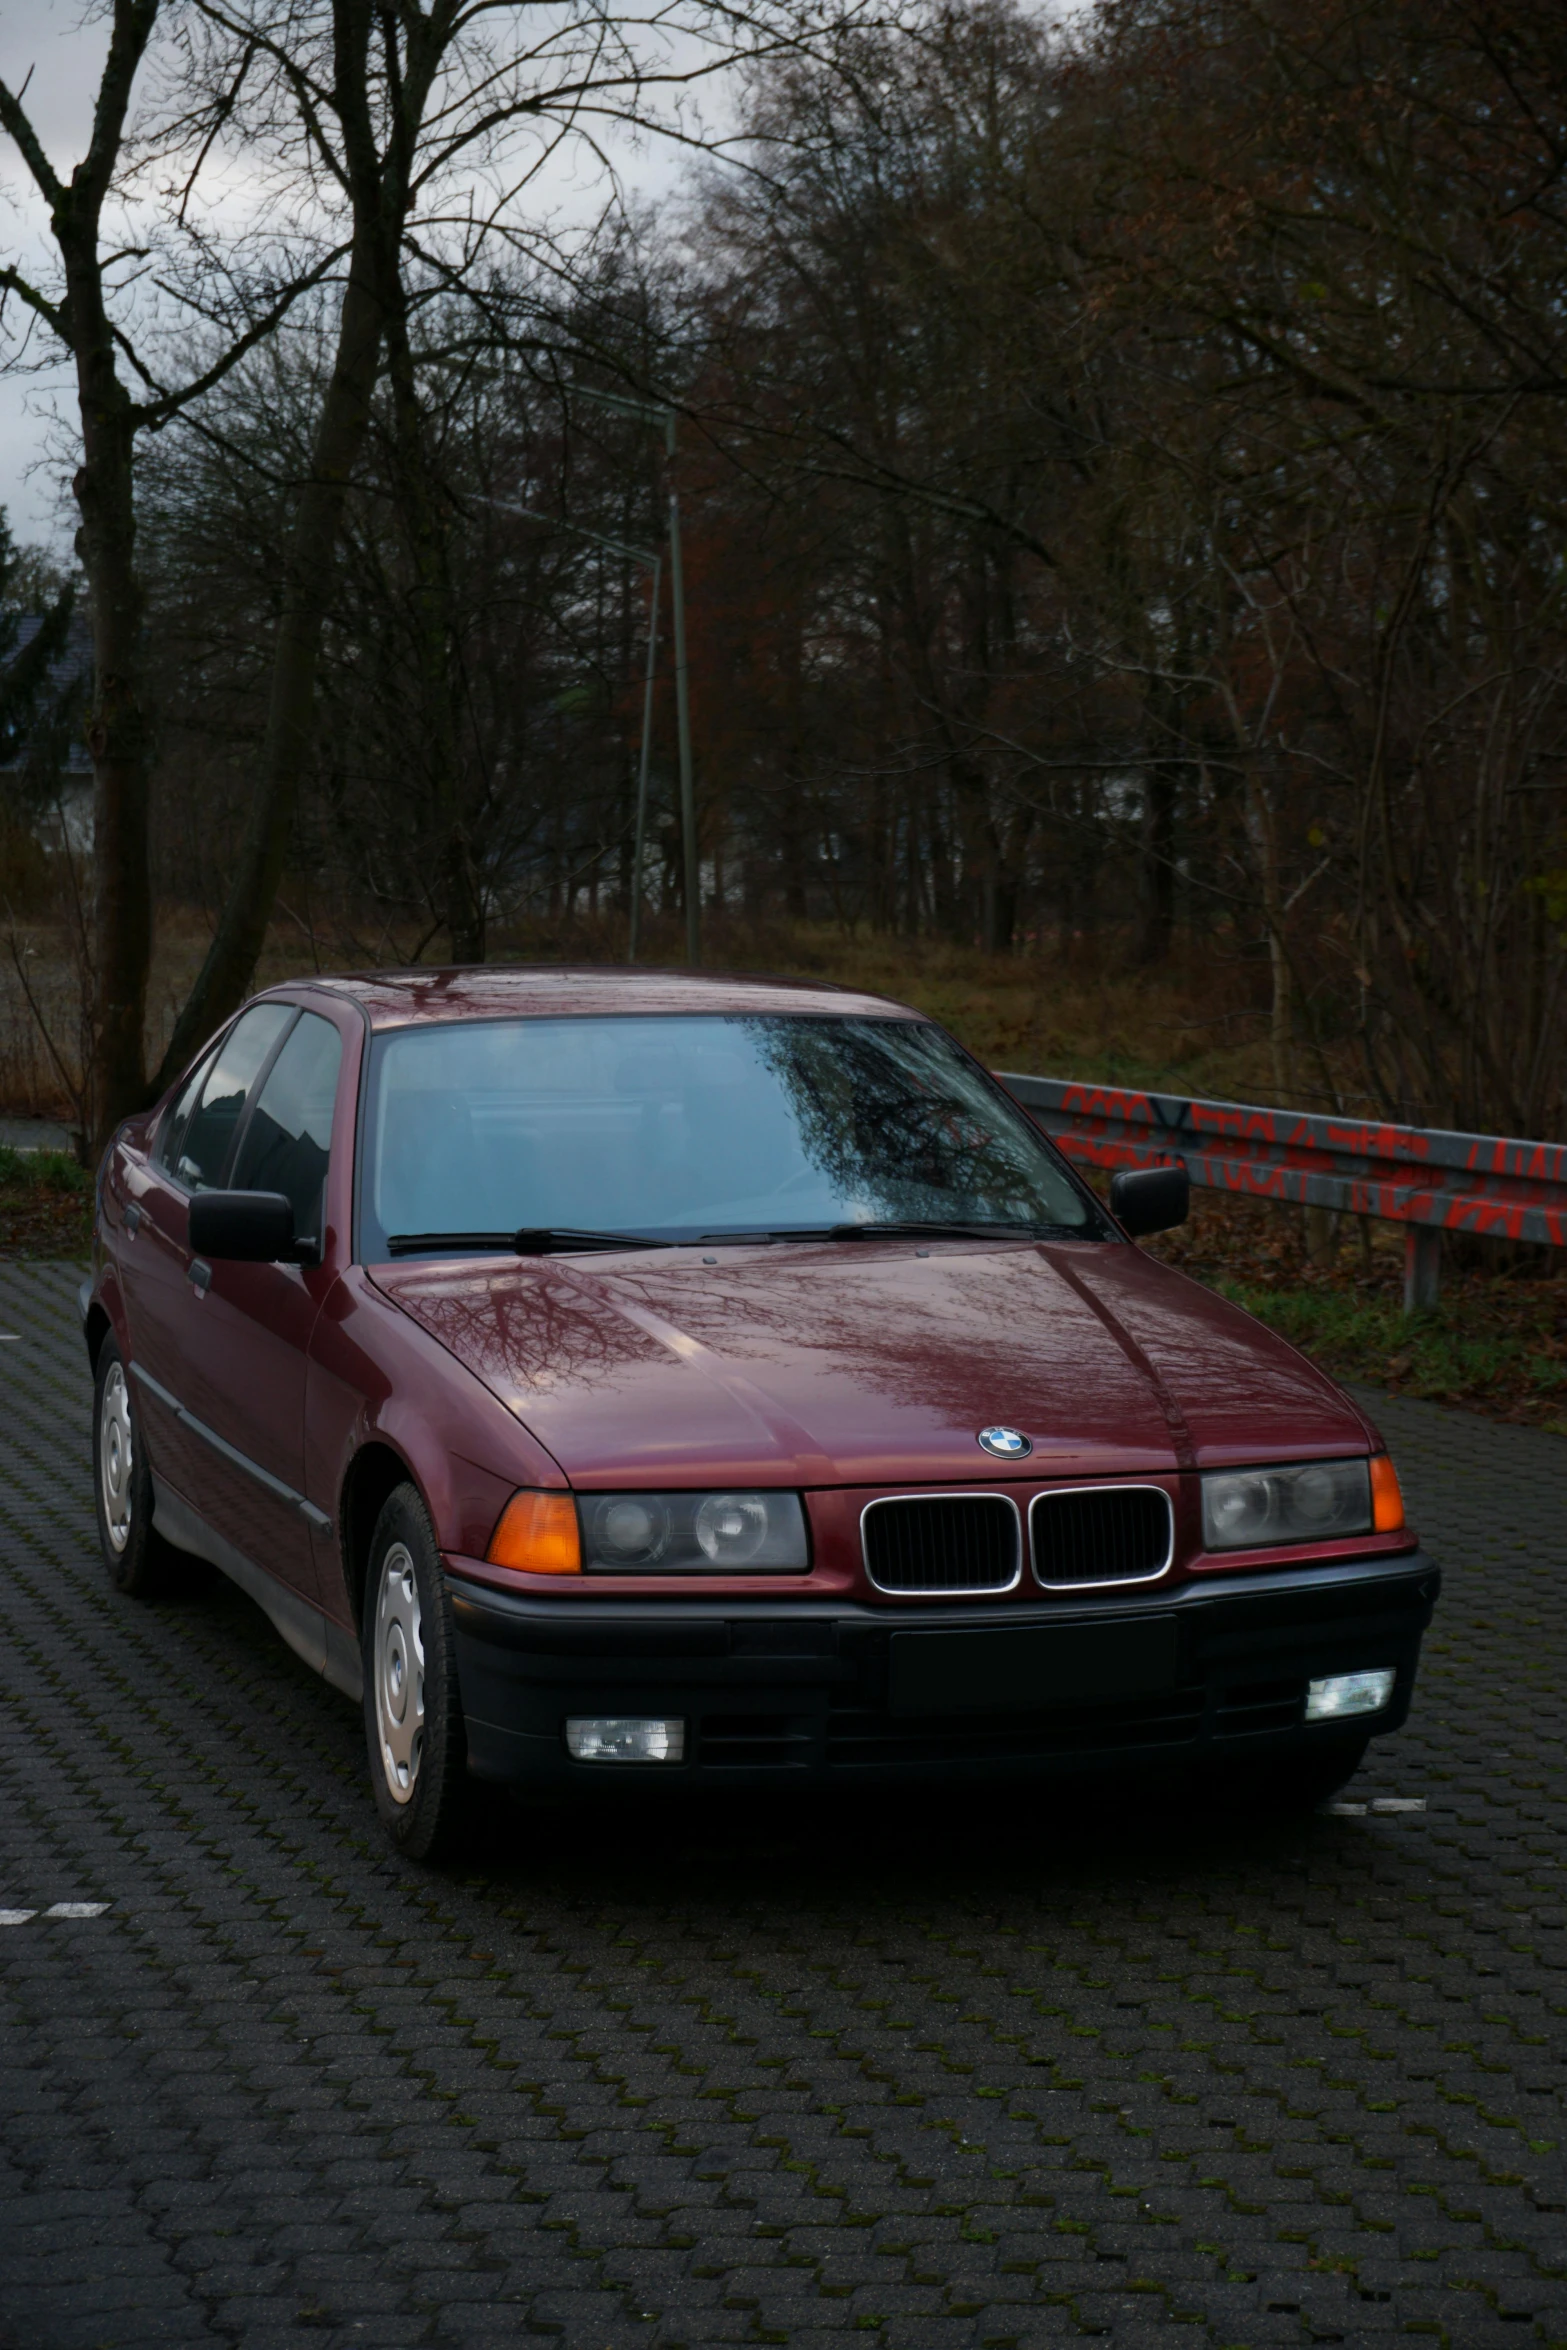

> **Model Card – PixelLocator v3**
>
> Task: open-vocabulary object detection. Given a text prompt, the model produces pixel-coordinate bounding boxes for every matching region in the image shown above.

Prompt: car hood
[371,1240,1375,1488]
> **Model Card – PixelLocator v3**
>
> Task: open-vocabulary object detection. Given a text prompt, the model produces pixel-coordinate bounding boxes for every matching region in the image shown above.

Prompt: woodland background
[1,0,1565,1178]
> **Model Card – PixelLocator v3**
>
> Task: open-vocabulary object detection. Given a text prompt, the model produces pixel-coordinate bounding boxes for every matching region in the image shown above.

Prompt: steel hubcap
[374,1544,424,1804]
[99,1364,134,1554]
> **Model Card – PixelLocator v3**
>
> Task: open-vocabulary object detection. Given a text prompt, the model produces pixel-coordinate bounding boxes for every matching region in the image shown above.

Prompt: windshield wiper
[387,1221,1073,1257]
[693,1220,1069,1246]
[386,1228,673,1257]
[513,1228,674,1254]
[825,1219,1061,1242]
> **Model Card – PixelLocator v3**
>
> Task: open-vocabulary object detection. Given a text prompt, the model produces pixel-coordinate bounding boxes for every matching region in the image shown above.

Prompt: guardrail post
[1403,1227,1441,1314]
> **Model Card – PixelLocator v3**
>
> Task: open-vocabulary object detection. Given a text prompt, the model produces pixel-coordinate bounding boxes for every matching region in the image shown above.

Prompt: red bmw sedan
[83,967,1437,1857]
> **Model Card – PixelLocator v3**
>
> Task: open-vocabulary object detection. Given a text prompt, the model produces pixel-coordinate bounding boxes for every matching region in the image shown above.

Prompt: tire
[361,1483,470,1861]
[93,1336,180,1598]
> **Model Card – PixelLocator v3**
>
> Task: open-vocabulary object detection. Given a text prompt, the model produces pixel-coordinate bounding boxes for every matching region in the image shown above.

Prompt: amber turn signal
[1370,1453,1404,1533]
[487,1489,581,1574]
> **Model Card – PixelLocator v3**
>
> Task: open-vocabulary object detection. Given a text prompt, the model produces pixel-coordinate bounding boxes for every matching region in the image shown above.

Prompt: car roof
[281,965,925,1030]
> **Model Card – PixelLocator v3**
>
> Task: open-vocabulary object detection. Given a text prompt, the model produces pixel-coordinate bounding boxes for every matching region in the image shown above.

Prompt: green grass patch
[0,1144,93,1256]
[1219,1280,1567,1424]
[0,1145,89,1194]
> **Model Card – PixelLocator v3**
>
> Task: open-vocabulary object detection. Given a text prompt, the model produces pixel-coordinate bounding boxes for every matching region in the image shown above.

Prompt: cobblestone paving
[1,1258,1563,2350]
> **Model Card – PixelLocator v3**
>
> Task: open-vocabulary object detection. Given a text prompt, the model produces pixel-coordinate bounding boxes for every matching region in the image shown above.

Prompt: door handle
[124,1201,142,1237]
[189,1259,211,1296]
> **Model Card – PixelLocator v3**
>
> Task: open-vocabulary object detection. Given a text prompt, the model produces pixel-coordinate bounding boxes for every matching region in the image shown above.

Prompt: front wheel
[93,1337,179,1598]
[361,1483,470,1861]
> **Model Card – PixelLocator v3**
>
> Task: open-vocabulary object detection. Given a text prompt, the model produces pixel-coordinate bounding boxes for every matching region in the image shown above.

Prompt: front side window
[231,1011,343,1242]
[157,1045,219,1180]
[360,1014,1104,1255]
[158,1003,293,1191]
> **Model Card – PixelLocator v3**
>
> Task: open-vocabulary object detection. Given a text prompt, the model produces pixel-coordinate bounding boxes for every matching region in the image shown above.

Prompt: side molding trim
[132,1360,333,1530]
[152,1474,363,1703]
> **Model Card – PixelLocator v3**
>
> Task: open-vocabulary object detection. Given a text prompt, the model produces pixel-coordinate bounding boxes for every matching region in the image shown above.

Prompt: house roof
[1,610,93,775]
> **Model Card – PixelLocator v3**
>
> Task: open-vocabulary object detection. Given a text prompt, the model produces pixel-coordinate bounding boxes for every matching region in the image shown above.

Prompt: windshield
[360,1013,1104,1255]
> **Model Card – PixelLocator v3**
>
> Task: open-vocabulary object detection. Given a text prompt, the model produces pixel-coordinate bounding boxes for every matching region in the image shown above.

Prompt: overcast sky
[0,0,701,562]
[0,0,100,546]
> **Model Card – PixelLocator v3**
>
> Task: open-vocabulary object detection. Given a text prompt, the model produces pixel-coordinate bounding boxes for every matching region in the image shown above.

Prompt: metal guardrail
[999,1073,1567,1311]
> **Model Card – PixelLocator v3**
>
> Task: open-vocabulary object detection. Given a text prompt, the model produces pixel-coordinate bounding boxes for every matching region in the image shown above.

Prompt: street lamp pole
[480,497,660,964]
[573,389,699,967]
[628,549,660,964]
[665,481,698,967]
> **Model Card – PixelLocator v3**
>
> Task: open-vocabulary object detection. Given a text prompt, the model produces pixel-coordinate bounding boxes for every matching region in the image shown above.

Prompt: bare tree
[0,0,330,1138]
[158,0,886,1073]
[4,0,883,1136]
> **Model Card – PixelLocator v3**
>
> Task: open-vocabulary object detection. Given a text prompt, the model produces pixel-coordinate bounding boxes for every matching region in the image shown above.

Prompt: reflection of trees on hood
[740,1017,1050,1219]
[392,1261,671,1397]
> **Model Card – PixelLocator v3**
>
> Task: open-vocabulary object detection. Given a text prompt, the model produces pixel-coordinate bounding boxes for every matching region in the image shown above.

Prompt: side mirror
[1110,1164,1190,1238]
[188,1189,306,1263]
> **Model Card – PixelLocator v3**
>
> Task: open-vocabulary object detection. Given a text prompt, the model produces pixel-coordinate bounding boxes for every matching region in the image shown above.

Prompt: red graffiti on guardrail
[998,1075,1567,1249]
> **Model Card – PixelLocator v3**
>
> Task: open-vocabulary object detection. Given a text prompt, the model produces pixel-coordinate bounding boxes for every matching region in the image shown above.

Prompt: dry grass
[0,906,1299,1124]
[0,933,88,1122]
[713,923,1290,1104]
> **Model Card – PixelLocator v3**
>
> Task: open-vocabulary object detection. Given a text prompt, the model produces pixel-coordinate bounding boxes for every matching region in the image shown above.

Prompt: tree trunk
[1137,762,1178,964]
[4,0,168,1150]
[68,282,152,1144]
[155,233,383,1089]
[382,295,482,963]
[1251,769,1335,1262]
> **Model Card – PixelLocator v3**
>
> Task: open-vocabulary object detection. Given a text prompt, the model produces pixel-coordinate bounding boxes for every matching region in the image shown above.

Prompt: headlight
[580,1490,809,1572]
[1201,1457,1371,1550]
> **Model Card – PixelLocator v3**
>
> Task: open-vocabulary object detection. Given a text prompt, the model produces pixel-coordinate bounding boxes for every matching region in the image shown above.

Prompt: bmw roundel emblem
[978,1425,1031,1459]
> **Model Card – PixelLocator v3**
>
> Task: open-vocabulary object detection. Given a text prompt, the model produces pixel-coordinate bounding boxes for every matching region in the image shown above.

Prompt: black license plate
[888,1617,1178,1716]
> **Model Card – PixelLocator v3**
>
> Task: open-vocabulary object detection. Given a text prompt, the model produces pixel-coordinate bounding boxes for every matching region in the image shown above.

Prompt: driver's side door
[174,1007,347,1613]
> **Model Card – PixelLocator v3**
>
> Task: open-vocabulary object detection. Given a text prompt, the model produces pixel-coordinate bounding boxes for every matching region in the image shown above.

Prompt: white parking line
[0,1902,111,1923]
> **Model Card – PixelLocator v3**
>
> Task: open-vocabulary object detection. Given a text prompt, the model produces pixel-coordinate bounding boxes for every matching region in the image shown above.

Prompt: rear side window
[231,1012,343,1242]
[158,1004,293,1191]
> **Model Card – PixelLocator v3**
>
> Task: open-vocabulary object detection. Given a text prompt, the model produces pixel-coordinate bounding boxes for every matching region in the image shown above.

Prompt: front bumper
[447,1550,1439,1790]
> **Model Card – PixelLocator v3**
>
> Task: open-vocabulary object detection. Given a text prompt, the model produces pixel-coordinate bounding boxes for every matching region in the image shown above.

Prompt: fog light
[1306,1668,1396,1722]
[565,1717,686,1763]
